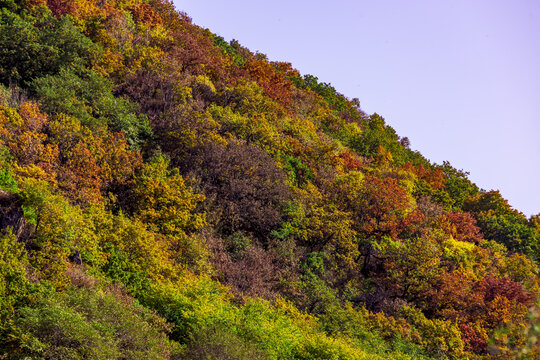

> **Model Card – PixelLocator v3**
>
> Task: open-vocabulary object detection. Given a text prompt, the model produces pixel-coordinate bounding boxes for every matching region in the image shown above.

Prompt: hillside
[0,1,539,359]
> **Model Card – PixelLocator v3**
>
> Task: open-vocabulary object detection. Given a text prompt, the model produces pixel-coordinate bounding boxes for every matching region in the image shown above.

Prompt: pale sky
[174,0,540,217]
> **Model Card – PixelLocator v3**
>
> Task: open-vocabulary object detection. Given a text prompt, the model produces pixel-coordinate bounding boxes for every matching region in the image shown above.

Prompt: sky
[174,0,540,217]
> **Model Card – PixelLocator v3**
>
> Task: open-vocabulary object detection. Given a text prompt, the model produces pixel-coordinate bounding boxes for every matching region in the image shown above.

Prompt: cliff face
[0,1,538,359]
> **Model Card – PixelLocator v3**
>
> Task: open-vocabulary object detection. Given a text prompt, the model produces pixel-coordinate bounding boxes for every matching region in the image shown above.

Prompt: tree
[132,154,206,237]
[0,231,33,355]
[0,7,97,86]
[439,211,483,244]
[34,66,151,149]
[179,141,291,239]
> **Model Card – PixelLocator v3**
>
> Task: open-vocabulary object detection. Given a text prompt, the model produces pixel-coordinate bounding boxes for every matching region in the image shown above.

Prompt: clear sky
[174,0,540,217]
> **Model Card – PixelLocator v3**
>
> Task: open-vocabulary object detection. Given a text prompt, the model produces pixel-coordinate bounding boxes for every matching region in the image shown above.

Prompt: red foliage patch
[46,0,76,18]
[459,323,487,354]
[339,151,364,171]
[130,2,163,27]
[244,58,294,107]
[478,275,532,305]
[440,212,483,244]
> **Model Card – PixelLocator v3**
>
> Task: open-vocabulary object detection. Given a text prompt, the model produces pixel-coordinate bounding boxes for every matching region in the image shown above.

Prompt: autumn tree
[131,154,206,237]
[178,141,291,239]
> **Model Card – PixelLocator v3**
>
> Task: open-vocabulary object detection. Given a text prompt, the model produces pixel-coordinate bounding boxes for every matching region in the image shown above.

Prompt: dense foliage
[0,1,539,359]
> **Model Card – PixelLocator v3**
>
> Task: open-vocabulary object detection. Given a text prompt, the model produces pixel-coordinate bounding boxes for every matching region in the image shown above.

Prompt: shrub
[184,323,269,360]
[16,287,180,360]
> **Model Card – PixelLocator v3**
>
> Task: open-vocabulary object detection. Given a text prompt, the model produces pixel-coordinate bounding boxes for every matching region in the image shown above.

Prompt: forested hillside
[1,1,539,359]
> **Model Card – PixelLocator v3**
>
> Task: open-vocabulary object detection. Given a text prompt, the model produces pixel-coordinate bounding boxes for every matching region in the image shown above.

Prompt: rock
[0,190,33,242]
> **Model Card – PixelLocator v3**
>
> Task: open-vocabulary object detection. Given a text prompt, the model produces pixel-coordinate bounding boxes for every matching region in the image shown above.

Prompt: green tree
[0,7,97,85]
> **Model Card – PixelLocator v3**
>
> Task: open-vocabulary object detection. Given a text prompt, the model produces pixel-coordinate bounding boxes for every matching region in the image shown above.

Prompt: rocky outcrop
[0,190,33,243]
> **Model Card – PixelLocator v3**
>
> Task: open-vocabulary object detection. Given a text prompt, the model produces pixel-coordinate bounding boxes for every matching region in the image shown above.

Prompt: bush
[184,323,268,360]
[16,287,180,360]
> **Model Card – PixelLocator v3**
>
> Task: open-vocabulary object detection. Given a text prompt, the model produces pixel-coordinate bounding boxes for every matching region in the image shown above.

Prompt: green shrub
[16,287,181,360]
[184,323,268,360]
